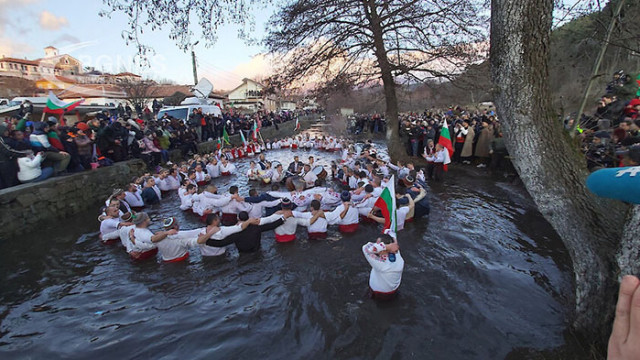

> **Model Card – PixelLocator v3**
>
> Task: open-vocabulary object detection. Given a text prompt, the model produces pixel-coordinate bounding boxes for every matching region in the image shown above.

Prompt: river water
[0,124,573,359]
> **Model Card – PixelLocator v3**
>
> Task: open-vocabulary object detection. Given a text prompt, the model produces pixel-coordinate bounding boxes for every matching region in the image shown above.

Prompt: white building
[226,78,276,113]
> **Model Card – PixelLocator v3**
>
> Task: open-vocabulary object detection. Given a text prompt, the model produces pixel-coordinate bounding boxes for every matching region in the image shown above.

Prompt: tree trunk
[490,0,627,335]
[618,205,640,275]
[364,0,404,162]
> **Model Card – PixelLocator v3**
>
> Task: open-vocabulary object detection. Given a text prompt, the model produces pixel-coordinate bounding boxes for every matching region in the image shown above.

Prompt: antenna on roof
[191,78,213,99]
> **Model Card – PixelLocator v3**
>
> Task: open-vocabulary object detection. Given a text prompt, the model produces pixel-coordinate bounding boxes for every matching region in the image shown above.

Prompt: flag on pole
[438,119,454,171]
[373,175,397,239]
[44,91,84,115]
[438,119,454,158]
[239,129,248,146]
[216,137,222,150]
[252,121,259,141]
[294,117,300,131]
[223,127,231,145]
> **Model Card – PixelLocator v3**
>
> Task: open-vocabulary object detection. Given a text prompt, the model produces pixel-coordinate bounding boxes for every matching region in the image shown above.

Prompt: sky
[0,0,274,91]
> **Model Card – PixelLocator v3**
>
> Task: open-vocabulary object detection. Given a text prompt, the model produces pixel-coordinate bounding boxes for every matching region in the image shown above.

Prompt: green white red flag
[438,119,453,158]
[44,91,83,115]
[239,129,248,146]
[252,120,259,141]
[373,175,397,239]
[438,119,453,171]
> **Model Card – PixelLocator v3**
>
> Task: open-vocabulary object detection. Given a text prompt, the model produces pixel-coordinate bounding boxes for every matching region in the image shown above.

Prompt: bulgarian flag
[294,117,300,131]
[438,119,453,171]
[44,91,84,115]
[252,120,259,141]
[239,129,248,146]
[373,175,397,239]
[216,137,222,150]
[223,127,231,145]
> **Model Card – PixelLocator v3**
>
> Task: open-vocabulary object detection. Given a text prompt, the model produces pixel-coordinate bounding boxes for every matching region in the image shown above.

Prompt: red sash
[338,223,359,233]
[130,248,158,261]
[275,233,296,243]
[369,287,398,301]
[165,252,189,263]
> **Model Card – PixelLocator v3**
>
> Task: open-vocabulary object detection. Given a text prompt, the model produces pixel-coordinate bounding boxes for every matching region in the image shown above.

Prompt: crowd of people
[97,136,432,299]
[397,107,506,174]
[574,70,640,171]
[0,107,318,189]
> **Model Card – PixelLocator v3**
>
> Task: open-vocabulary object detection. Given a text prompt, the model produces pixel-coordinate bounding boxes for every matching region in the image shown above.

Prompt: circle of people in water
[99,134,432,298]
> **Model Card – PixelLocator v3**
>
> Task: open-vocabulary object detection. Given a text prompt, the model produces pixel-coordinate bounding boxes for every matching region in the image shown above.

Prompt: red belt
[196,180,209,187]
[405,217,414,223]
[165,252,189,263]
[338,223,359,233]
[456,138,465,143]
[292,144,298,149]
[221,172,231,176]
[282,145,290,148]
[130,248,158,261]
[275,233,296,243]
[308,232,327,240]
[369,287,398,301]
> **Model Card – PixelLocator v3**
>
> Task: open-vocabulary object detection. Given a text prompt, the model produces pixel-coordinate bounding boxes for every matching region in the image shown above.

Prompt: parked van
[157,104,222,123]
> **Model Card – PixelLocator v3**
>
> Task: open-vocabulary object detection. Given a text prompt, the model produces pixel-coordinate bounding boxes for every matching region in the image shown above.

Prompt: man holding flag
[363,175,404,300]
[422,120,452,181]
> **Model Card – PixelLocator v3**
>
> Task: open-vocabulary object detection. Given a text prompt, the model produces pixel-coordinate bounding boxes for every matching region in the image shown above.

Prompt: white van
[157,104,222,123]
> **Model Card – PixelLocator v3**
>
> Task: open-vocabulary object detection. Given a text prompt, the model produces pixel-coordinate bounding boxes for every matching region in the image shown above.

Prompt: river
[0,125,573,359]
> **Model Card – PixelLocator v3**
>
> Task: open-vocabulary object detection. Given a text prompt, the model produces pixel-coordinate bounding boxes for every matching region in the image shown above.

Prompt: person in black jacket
[205,211,285,253]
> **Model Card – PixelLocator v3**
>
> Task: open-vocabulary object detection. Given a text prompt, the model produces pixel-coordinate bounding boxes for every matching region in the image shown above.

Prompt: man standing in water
[362,235,404,300]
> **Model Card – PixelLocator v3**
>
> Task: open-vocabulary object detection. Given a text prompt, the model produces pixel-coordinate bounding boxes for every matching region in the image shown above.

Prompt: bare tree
[119,78,157,112]
[264,0,487,160]
[100,0,259,61]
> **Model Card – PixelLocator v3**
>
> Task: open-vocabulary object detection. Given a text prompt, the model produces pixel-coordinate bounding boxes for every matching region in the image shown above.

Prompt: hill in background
[325,0,639,116]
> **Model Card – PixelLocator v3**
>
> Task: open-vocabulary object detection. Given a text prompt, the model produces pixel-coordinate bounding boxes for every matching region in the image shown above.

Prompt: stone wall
[0,159,147,240]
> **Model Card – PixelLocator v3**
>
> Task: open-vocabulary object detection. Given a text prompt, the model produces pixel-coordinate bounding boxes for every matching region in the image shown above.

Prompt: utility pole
[191,41,199,86]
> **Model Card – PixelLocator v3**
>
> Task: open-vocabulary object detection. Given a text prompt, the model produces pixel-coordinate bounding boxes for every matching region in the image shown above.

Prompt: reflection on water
[0,128,572,359]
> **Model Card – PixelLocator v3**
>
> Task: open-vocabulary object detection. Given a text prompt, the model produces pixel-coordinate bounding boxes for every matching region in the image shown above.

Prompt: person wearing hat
[126,212,165,261]
[204,211,286,253]
[326,191,360,233]
[196,213,258,256]
[150,217,204,263]
[114,212,136,248]
[274,198,306,242]
[29,121,70,175]
[362,234,404,300]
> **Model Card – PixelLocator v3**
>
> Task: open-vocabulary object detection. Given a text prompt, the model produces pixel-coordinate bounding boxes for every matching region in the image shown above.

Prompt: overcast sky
[0,0,273,90]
